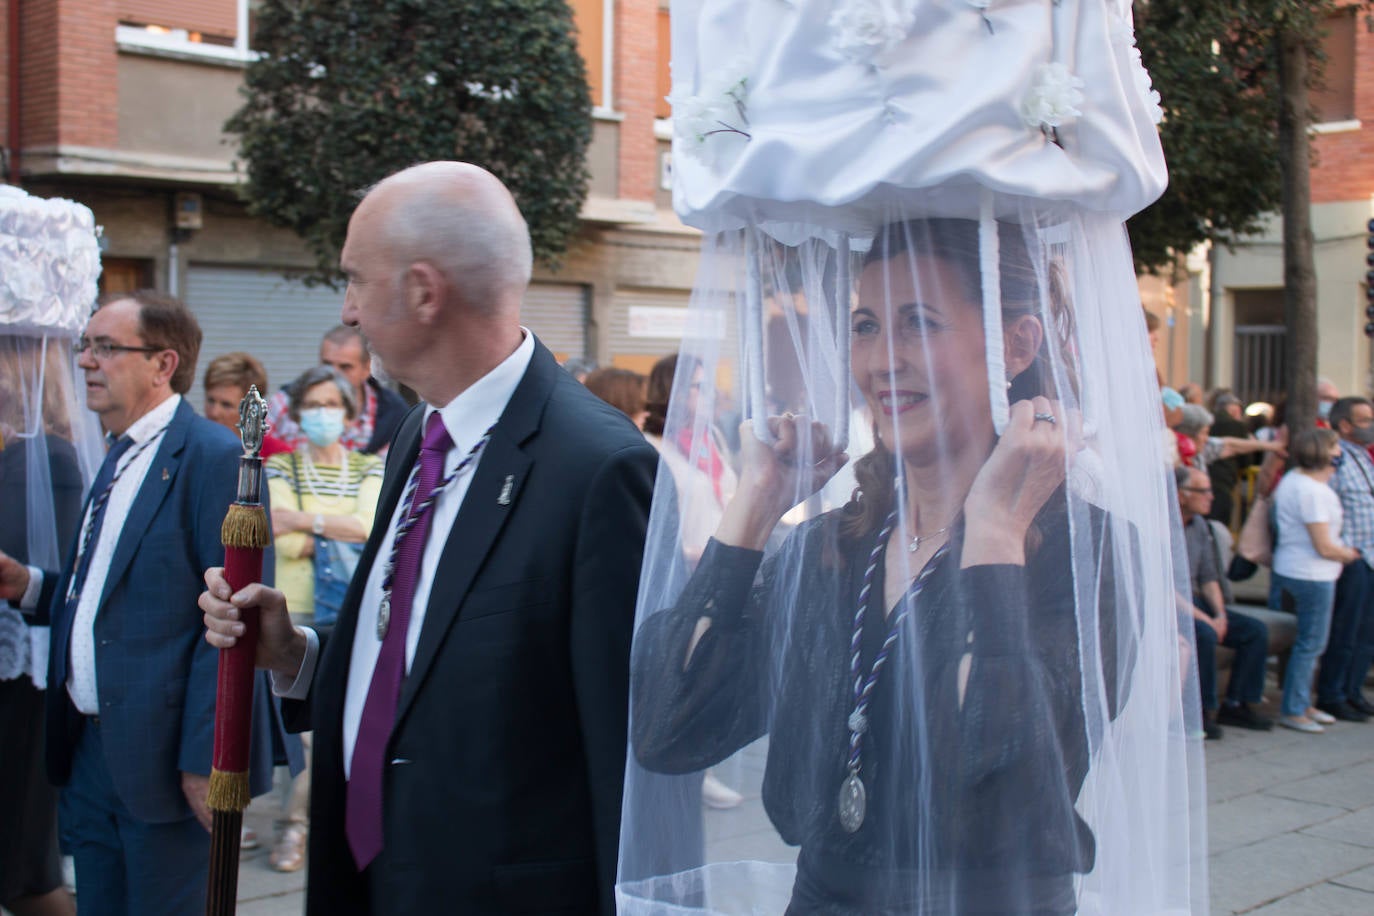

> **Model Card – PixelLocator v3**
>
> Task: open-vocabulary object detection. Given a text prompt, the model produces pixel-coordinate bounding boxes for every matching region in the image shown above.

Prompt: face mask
[1351,423,1374,446]
[299,407,346,447]
[1318,400,1335,420]
[1331,452,1345,469]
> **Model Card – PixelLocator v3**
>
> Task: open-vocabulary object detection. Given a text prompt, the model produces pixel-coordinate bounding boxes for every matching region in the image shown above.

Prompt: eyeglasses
[1180,486,1213,494]
[74,338,164,361]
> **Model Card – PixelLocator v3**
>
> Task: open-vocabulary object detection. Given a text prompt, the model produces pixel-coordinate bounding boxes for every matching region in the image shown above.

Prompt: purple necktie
[346,411,453,870]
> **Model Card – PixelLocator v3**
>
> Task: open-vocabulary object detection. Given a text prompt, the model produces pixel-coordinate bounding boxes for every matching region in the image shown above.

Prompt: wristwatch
[312,514,325,536]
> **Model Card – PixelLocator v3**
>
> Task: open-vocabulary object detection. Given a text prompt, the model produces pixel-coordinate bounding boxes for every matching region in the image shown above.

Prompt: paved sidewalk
[230,715,1374,915]
[1204,710,1374,914]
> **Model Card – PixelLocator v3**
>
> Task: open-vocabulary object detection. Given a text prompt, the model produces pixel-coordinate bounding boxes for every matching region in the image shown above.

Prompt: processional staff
[205,385,272,916]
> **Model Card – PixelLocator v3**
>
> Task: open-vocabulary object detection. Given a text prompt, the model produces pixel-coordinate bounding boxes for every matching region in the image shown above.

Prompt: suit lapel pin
[497,475,514,506]
[161,467,169,481]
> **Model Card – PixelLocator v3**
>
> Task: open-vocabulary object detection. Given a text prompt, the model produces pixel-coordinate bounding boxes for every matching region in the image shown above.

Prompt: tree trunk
[1278,28,1317,436]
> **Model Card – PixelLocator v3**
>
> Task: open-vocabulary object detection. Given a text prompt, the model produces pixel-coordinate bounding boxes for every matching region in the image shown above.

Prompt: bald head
[361,161,533,313]
[340,162,532,404]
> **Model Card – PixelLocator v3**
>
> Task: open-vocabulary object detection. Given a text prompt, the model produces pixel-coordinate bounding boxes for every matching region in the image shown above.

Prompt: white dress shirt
[276,332,534,778]
[66,394,180,714]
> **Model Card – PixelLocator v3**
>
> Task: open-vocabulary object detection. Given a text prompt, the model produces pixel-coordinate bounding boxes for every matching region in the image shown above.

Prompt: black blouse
[632,499,1128,913]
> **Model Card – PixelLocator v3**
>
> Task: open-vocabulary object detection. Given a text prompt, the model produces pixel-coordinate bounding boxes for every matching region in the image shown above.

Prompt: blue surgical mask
[1319,400,1335,420]
[299,407,346,448]
[1331,452,1345,469]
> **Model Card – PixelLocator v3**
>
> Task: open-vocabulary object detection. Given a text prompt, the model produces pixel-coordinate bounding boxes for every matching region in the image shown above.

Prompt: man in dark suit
[0,292,279,914]
[201,161,657,915]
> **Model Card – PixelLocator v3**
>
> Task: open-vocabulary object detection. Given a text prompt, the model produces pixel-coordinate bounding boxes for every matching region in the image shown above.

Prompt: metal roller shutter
[523,282,588,361]
[185,265,346,410]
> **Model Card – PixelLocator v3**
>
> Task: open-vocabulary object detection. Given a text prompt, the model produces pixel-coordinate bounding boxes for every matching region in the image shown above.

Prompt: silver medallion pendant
[376,592,391,640]
[838,771,867,833]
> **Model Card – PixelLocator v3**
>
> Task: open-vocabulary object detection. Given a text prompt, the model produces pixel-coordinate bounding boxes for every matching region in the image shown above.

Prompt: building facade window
[116,0,260,61]
[118,0,237,43]
[569,0,614,112]
[1311,7,1357,125]
[1231,288,1287,406]
[656,5,671,120]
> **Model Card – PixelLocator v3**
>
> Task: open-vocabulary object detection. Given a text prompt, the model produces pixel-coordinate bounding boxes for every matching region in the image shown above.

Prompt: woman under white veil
[0,186,103,912]
[618,1,1203,914]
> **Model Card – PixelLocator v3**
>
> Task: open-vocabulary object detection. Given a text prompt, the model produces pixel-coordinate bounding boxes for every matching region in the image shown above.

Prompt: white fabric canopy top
[619,2,1203,914]
[669,0,1166,236]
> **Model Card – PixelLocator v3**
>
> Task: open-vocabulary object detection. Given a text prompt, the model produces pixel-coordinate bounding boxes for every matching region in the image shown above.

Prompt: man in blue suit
[0,291,278,915]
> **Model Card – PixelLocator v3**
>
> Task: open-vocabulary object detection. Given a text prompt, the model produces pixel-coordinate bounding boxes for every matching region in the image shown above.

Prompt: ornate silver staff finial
[233,385,269,507]
[236,385,269,459]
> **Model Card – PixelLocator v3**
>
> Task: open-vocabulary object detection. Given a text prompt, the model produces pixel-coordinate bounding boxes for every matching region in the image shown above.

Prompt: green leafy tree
[1128,0,1283,275]
[227,0,592,284]
[1132,1,1374,434]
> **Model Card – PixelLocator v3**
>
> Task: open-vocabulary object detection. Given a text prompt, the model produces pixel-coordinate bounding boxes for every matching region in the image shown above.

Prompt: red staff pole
[206,386,271,916]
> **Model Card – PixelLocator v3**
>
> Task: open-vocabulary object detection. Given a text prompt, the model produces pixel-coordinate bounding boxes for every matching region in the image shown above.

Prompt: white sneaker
[1307,707,1337,725]
[702,771,743,809]
[1279,715,1325,734]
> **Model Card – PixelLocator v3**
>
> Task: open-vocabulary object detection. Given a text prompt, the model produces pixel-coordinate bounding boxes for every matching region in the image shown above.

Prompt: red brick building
[1,0,696,397]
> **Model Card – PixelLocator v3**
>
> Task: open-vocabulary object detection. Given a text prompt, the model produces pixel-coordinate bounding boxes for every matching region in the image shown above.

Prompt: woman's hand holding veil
[715,414,848,552]
[961,397,1082,569]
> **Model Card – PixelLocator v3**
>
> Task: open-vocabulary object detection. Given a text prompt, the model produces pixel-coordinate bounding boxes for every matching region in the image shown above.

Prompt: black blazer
[363,378,409,455]
[287,341,657,915]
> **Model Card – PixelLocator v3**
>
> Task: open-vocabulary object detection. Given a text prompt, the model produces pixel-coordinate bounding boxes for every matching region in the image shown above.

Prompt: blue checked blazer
[36,398,281,823]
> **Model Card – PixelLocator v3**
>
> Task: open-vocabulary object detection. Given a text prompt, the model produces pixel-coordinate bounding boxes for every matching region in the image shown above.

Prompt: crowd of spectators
[1147,308,1374,740]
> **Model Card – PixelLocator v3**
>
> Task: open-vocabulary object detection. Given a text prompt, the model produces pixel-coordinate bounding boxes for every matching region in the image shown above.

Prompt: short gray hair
[288,364,358,421]
[322,324,365,350]
[1175,404,1214,437]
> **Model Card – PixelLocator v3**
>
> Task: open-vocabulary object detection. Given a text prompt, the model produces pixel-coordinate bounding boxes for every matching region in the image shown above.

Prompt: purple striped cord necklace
[838,508,949,833]
[66,424,171,602]
[375,424,495,640]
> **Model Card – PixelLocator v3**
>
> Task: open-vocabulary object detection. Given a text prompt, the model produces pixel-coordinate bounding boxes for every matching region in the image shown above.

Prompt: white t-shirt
[1272,471,1345,581]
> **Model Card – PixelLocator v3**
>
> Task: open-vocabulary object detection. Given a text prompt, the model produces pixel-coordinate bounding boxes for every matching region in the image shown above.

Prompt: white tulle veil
[617,1,1204,914]
[0,187,103,687]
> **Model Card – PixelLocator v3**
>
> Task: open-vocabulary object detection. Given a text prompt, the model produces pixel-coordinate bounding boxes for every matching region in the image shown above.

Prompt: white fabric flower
[1109,17,1164,125]
[1127,46,1164,125]
[829,0,913,65]
[671,58,751,168]
[1022,62,1086,131]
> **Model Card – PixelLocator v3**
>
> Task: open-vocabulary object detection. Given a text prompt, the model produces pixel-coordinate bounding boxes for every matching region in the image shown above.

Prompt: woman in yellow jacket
[265,365,383,871]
